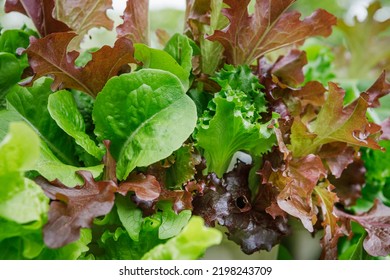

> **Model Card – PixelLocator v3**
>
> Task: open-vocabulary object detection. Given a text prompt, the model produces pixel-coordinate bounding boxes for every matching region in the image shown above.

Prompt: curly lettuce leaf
[196,65,274,177]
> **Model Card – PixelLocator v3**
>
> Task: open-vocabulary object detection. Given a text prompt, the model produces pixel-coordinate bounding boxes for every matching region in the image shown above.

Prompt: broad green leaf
[134,44,190,90]
[158,201,191,240]
[0,122,40,174]
[339,233,366,260]
[7,78,78,166]
[34,141,103,186]
[0,122,48,224]
[197,96,276,177]
[48,90,104,159]
[93,69,197,180]
[164,33,193,74]
[0,177,48,224]
[141,216,222,260]
[0,29,30,54]
[0,109,22,141]
[0,52,23,107]
[116,196,143,242]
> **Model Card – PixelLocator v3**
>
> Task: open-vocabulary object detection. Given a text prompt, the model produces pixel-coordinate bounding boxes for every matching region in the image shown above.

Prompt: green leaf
[164,33,193,74]
[0,52,23,108]
[34,141,103,186]
[7,78,78,166]
[0,177,48,224]
[166,144,199,188]
[116,196,143,242]
[0,122,40,174]
[0,29,30,54]
[93,69,197,180]
[0,122,48,224]
[36,228,92,260]
[48,90,104,159]
[339,233,366,260]
[134,44,190,90]
[0,108,22,141]
[158,201,192,240]
[141,216,222,260]
[197,96,276,177]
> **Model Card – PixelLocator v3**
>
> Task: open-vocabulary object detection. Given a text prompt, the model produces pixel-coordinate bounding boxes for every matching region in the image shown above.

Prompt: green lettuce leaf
[93,69,197,180]
[0,122,48,224]
[196,65,274,177]
[141,216,222,260]
[0,52,23,108]
[34,141,103,186]
[164,33,194,74]
[6,78,78,166]
[134,44,190,90]
[48,90,104,159]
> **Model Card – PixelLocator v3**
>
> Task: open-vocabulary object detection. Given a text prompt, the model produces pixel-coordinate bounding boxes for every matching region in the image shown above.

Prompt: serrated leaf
[263,155,326,232]
[207,0,336,65]
[313,182,340,260]
[290,83,384,157]
[24,33,136,97]
[116,0,149,44]
[36,171,117,248]
[48,90,104,159]
[197,96,275,177]
[93,69,197,180]
[54,0,114,49]
[336,200,390,257]
[4,0,70,37]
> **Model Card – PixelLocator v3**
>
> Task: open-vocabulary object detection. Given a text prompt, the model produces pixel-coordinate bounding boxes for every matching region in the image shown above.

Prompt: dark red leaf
[36,171,117,248]
[318,142,356,178]
[24,33,137,97]
[193,162,289,254]
[262,155,326,232]
[381,118,390,140]
[5,0,70,37]
[364,71,390,108]
[102,140,117,183]
[118,173,161,201]
[116,0,149,44]
[335,200,390,257]
[271,49,308,87]
[55,0,114,48]
[328,159,365,207]
[207,0,336,65]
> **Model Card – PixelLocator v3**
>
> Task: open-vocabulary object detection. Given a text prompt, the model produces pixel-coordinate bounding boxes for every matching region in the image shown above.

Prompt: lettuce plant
[0,0,389,260]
